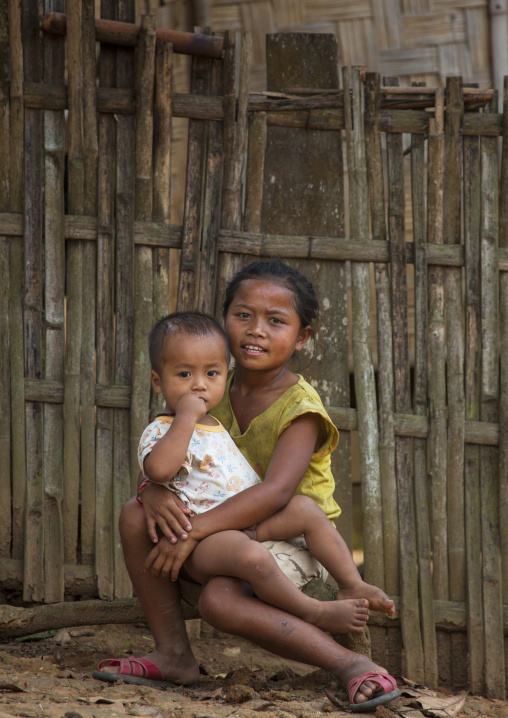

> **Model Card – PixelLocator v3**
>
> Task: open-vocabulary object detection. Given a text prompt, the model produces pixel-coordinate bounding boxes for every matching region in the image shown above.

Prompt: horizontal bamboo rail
[41,12,224,59]
[10,379,501,446]
[15,82,504,135]
[4,215,508,270]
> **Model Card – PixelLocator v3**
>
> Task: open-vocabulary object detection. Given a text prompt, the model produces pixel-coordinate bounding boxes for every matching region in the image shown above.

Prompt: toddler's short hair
[149,311,229,375]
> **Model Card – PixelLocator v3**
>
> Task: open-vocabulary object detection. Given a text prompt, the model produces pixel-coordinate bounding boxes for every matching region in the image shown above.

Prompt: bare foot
[304,597,369,633]
[337,581,395,617]
[98,648,200,686]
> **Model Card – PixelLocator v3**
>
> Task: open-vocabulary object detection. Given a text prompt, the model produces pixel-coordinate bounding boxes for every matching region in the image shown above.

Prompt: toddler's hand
[175,393,208,424]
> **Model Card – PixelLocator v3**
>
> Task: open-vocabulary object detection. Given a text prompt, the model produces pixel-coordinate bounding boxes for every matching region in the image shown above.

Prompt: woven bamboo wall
[1,0,508,701]
[137,0,499,93]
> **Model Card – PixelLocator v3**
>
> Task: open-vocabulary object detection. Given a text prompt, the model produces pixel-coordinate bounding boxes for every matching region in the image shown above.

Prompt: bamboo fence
[1,0,507,699]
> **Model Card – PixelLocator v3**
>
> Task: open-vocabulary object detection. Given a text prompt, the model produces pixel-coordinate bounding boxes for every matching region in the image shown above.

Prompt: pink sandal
[92,657,183,689]
[348,671,400,712]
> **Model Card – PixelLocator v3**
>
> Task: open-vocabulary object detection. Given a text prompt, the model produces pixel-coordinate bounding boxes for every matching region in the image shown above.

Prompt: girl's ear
[295,325,312,352]
[151,369,162,393]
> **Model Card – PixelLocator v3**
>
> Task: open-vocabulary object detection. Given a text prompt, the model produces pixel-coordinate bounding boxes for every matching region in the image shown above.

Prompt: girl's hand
[141,481,193,543]
[144,535,199,581]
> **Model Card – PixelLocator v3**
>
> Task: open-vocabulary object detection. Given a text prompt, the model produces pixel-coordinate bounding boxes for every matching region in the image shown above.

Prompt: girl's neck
[232,364,297,395]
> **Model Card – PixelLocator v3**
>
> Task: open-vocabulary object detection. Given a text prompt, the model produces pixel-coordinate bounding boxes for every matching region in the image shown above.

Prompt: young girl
[94,260,399,713]
[136,310,370,635]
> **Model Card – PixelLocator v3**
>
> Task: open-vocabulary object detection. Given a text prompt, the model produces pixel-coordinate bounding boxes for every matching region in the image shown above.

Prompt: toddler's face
[152,331,229,414]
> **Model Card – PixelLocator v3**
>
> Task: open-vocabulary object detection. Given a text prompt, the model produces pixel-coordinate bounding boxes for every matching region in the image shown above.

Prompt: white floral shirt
[138,415,261,514]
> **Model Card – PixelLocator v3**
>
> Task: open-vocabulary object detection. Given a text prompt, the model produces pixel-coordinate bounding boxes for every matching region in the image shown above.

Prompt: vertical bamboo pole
[463,97,484,695]
[63,0,84,568]
[244,112,267,235]
[221,31,251,232]
[178,50,210,310]
[385,75,423,682]
[22,0,44,603]
[364,71,400,675]
[427,91,449,686]
[411,83,437,689]
[443,77,466,689]
[80,0,98,567]
[343,66,384,591]
[199,54,224,314]
[479,94,505,700]
[215,31,244,312]
[43,0,66,602]
[0,0,12,559]
[95,0,117,601]
[8,0,26,562]
[131,15,156,493]
[113,0,136,598]
[500,77,508,619]
[151,38,173,421]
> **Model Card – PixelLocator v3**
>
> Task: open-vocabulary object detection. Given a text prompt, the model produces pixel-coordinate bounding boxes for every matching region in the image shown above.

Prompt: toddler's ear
[295,325,312,351]
[151,369,163,393]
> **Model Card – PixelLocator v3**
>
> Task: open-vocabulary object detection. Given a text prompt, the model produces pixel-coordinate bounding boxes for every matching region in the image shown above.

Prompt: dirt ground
[0,622,507,718]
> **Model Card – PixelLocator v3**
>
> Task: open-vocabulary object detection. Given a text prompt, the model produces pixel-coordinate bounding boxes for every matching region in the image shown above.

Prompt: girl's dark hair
[149,311,229,375]
[222,259,319,328]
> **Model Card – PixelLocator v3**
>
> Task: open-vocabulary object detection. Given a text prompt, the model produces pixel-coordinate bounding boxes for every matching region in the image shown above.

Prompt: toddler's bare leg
[184,530,368,634]
[255,496,395,617]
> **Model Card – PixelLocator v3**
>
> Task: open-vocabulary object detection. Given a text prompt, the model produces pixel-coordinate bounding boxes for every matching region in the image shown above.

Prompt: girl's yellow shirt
[210,371,341,522]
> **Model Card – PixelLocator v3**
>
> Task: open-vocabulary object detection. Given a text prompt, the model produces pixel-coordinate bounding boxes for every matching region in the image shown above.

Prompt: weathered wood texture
[2,6,508,698]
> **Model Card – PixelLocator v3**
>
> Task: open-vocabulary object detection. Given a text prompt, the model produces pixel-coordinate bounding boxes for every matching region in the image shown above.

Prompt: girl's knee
[198,578,244,630]
[119,496,147,539]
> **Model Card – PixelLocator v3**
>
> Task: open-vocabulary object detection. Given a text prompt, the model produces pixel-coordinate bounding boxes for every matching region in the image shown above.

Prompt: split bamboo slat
[131,15,157,494]
[343,67,384,592]
[501,79,508,616]
[150,37,173,422]
[95,0,117,601]
[80,0,99,567]
[63,0,84,579]
[443,76,467,690]
[480,92,505,698]
[215,30,250,312]
[197,55,223,314]
[22,0,45,604]
[363,71,401,675]
[7,0,26,566]
[385,74,424,683]
[43,0,66,604]
[0,0,11,560]
[177,52,210,310]
[3,4,508,696]
[463,88,484,697]
[411,84,438,689]
[112,0,137,598]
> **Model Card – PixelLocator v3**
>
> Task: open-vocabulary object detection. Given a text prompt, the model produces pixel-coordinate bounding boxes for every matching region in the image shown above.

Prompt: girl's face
[224,279,311,372]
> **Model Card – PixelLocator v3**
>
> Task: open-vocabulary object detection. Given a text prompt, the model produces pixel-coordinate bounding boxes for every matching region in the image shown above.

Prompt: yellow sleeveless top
[210,371,341,522]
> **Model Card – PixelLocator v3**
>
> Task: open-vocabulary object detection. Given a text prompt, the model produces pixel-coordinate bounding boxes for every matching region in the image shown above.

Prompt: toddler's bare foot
[305,597,369,634]
[337,581,395,617]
